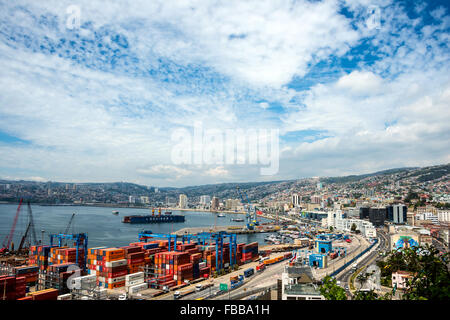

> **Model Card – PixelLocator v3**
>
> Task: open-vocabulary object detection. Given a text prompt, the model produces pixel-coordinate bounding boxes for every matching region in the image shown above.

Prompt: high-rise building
[291,194,300,207]
[311,195,321,204]
[393,204,407,224]
[200,195,211,205]
[369,207,386,227]
[359,207,370,219]
[211,197,220,210]
[179,194,188,209]
[129,196,136,204]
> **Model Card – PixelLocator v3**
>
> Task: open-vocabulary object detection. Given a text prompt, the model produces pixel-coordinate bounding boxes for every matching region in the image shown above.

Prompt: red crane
[1,198,24,253]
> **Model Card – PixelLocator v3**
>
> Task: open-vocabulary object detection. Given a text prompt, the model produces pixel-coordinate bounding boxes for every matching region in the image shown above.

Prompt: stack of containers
[86,246,106,275]
[125,272,147,293]
[122,246,145,274]
[28,245,54,271]
[47,263,79,294]
[241,242,258,263]
[27,288,59,300]
[129,241,165,265]
[0,275,26,300]
[96,248,126,289]
[190,252,202,280]
[14,265,39,286]
[198,261,210,278]
[49,247,85,270]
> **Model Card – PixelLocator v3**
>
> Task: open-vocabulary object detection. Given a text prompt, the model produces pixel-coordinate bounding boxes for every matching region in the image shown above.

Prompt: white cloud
[204,166,229,177]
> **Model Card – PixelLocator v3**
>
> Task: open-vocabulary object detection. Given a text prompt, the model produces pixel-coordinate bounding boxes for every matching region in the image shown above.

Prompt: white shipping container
[128,283,148,294]
[98,276,105,283]
[105,259,127,268]
[108,276,126,284]
[126,278,144,286]
[125,272,144,282]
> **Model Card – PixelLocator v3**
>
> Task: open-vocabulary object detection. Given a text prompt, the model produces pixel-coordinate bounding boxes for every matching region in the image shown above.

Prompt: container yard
[0,228,267,300]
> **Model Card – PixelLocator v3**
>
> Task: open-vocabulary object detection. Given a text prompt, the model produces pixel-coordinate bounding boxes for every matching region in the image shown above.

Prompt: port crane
[236,186,259,230]
[1,198,24,254]
[17,202,39,252]
[49,233,88,271]
[62,213,76,246]
[64,213,76,234]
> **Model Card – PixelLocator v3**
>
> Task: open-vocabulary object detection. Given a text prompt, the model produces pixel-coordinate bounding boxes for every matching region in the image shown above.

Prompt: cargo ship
[122,214,185,224]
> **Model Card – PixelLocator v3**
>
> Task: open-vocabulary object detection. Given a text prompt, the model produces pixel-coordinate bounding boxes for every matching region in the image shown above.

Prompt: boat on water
[217,213,226,217]
[122,214,185,224]
[165,211,172,215]
[231,218,244,222]
[112,210,119,215]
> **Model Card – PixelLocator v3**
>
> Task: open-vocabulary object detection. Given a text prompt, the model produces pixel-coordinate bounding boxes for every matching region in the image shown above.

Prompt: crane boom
[18,222,32,252]
[64,213,76,235]
[27,201,38,245]
[2,198,23,250]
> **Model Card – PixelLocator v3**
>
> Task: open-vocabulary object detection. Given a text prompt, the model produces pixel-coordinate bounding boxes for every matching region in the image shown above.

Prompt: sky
[0,0,449,187]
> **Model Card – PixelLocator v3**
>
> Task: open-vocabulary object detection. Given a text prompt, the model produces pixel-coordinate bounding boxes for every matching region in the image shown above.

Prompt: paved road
[212,259,289,300]
[336,229,389,297]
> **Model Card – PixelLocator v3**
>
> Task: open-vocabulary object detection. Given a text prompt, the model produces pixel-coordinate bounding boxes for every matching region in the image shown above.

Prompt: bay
[0,204,274,249]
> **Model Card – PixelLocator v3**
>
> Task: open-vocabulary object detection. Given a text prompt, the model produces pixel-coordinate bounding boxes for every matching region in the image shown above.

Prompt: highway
[336,228,389,297]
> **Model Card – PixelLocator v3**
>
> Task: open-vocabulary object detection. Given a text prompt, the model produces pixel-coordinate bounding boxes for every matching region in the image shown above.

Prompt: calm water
[0,204,274,248]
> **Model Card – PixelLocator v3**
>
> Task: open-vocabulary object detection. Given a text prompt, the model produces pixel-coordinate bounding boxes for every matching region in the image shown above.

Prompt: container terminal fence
[329,238,378,278]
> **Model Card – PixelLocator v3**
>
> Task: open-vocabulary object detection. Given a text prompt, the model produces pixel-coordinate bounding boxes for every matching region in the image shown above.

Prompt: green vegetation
[377,245,450,300]
[319,276,347,300]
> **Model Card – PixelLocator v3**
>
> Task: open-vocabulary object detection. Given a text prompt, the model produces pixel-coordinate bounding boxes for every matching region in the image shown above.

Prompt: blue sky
[0,0,449,187]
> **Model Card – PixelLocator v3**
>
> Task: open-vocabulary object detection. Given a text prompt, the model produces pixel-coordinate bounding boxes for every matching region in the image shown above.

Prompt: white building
[200,195,211,205]
[393,204,407,224]
[331,214,377,239]
[129,196,137,204]
[415,212,439,224]
[392,271,413,290]
[437,210,450,223]
[178,194,188,209]
[281,266,324,300]
[140,196,149,204]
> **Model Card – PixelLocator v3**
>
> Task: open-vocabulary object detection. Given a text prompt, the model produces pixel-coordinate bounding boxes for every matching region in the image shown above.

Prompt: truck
[256,263,266,272]
[173,288,195,299]
[244,268,255,278]
[196,282,213,292]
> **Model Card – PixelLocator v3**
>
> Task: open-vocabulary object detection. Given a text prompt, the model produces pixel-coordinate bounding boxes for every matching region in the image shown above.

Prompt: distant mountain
[1,163,448,203]
[319,167,418,184]
[319,164,448,185]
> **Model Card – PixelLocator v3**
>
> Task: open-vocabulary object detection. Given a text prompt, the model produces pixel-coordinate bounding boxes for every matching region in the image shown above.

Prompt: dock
[172,225,279,236]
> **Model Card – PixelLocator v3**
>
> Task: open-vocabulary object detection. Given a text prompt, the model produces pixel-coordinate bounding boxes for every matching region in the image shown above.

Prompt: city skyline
[0,0,449,187]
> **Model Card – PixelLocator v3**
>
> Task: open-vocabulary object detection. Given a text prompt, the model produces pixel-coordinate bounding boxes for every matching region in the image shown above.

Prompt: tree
[319,276,347,300]
[329,226,334,232]
[382,245,450,300]
[351,223,357,232]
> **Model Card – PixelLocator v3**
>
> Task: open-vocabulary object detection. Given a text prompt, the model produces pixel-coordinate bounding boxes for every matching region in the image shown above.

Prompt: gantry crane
[236,186,259,230]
